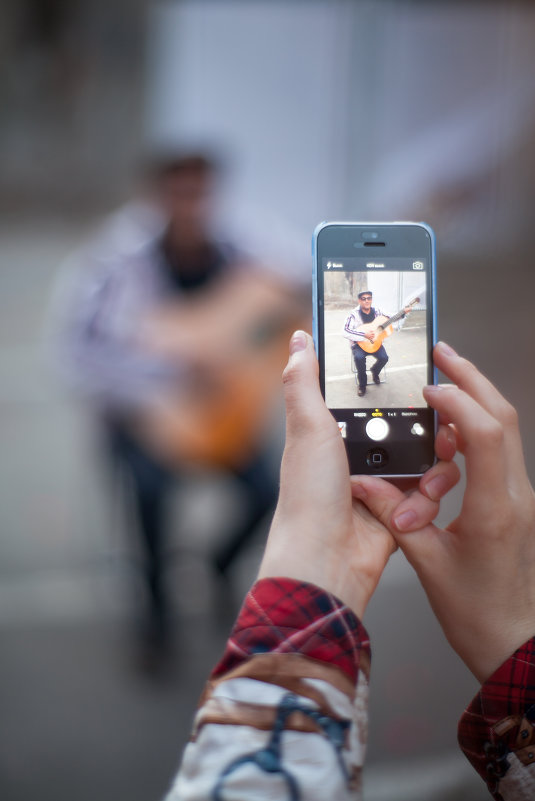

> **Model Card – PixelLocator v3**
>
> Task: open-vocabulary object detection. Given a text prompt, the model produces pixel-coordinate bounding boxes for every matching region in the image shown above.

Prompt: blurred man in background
[54,152,306,670]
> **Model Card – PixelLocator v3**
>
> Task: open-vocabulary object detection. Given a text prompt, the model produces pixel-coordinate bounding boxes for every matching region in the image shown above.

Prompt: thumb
[351,476,407,527]
[351,475,439,561]
[282,331,337,439]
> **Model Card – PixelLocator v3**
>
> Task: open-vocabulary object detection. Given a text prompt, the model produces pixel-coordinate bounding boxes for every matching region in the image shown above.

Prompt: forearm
[52,251,180,410]
[59,333,178,410]
[165,578,371,800]
[344,314,366,342]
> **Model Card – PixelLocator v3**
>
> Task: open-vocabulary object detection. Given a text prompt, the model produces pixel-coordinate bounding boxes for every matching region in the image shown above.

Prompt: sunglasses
[360,295,372,301]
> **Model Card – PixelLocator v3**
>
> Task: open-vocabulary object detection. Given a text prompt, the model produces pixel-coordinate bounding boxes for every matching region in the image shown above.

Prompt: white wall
[145,0,356,275]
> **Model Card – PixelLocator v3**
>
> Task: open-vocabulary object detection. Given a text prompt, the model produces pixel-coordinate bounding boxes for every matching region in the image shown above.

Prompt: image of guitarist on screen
[344,290,413,396]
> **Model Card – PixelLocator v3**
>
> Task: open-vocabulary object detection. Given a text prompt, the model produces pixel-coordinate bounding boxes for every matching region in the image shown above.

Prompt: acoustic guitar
[135,268,307,469]
[356,297,420,354]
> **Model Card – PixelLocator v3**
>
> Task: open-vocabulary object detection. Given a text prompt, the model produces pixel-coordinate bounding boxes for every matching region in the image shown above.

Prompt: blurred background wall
[0,0,149,212]
[2,2,535,800]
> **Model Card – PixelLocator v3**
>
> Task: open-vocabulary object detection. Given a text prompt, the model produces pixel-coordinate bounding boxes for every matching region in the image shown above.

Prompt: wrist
[258,543,368,619]
[471,626,535,684]
[442,610,535,684]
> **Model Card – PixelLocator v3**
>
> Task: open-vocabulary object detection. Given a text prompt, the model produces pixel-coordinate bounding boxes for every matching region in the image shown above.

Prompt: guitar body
[356,317,394,354]
[136,270,306,469]
[354,298,419,355]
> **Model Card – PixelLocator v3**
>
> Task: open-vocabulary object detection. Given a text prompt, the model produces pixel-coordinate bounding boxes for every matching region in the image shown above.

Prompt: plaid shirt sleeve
[165,577,370,800]
[211,576,370,683]
[458,637,535,800]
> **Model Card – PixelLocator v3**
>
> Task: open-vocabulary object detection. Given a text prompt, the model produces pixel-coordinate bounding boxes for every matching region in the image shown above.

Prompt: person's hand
[403,306,412,315]
[365,331,375,342]
[352,342,535,682]
[258,331,398,617]
[258,332,457,618]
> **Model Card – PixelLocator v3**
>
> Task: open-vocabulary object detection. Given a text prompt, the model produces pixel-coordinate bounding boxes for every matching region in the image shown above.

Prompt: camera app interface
[322,256,431,449]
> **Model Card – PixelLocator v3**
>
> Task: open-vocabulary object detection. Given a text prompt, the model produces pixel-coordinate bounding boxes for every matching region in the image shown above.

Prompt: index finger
[423,383,507,500]
[432,342,524,482]
[433,342,520,431]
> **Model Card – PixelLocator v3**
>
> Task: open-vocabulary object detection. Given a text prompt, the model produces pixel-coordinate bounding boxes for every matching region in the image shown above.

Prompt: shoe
[372,372,381,385]
[358,386,366,397]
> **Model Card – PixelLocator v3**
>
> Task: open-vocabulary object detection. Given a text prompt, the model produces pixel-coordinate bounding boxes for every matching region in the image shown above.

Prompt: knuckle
[481,418,504,447]
[485,506,514,539]
[450,461,462,483]
[500,399,519,428]
[282,361,299,386]
[286,405,319,436]
[436,461,461,489]
[474,418,504,449]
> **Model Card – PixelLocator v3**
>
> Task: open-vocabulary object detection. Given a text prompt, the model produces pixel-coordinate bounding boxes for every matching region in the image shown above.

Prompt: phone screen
[314,223,436,476]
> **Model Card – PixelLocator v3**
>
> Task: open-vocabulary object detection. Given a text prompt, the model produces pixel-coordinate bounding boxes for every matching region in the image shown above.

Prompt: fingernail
[436,341,457,357]
[445,426,456,447]
[393,509,417,532]
[289,330,307,355]
[423,474,449,501]
[424,383,455,395]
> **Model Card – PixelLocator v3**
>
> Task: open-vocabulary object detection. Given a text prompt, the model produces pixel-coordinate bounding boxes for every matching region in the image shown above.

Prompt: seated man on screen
[344,290,411,396]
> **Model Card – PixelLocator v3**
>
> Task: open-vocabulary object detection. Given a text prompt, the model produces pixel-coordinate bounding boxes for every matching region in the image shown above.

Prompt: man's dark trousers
[351,343,389,388]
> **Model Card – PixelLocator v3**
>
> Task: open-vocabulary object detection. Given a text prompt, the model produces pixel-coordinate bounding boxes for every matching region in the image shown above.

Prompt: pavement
[0,217,502,800]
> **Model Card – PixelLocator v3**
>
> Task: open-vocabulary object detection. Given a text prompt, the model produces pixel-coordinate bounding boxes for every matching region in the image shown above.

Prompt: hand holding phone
[258,331,458,618]
[353,342,535,682]
[313,222,436,477]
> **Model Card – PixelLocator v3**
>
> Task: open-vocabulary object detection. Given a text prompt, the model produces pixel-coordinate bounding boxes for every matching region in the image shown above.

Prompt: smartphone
[313,222,436,477]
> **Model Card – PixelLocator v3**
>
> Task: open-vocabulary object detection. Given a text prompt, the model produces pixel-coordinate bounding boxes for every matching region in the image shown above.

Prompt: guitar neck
[380,299,418,329]
[383,309,405,327]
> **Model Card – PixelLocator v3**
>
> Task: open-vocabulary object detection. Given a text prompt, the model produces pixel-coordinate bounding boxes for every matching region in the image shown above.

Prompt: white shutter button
[366,418,389,441]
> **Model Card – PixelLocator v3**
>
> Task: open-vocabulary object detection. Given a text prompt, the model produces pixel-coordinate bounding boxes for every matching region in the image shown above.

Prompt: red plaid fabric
[458,638,535,800]
[211,577,370,684]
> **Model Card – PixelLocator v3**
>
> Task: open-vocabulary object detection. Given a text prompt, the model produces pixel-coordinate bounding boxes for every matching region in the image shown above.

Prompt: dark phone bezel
[313,221,437,477]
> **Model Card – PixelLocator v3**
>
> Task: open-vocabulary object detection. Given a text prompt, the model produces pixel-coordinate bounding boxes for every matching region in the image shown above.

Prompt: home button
[366,448,389,469]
